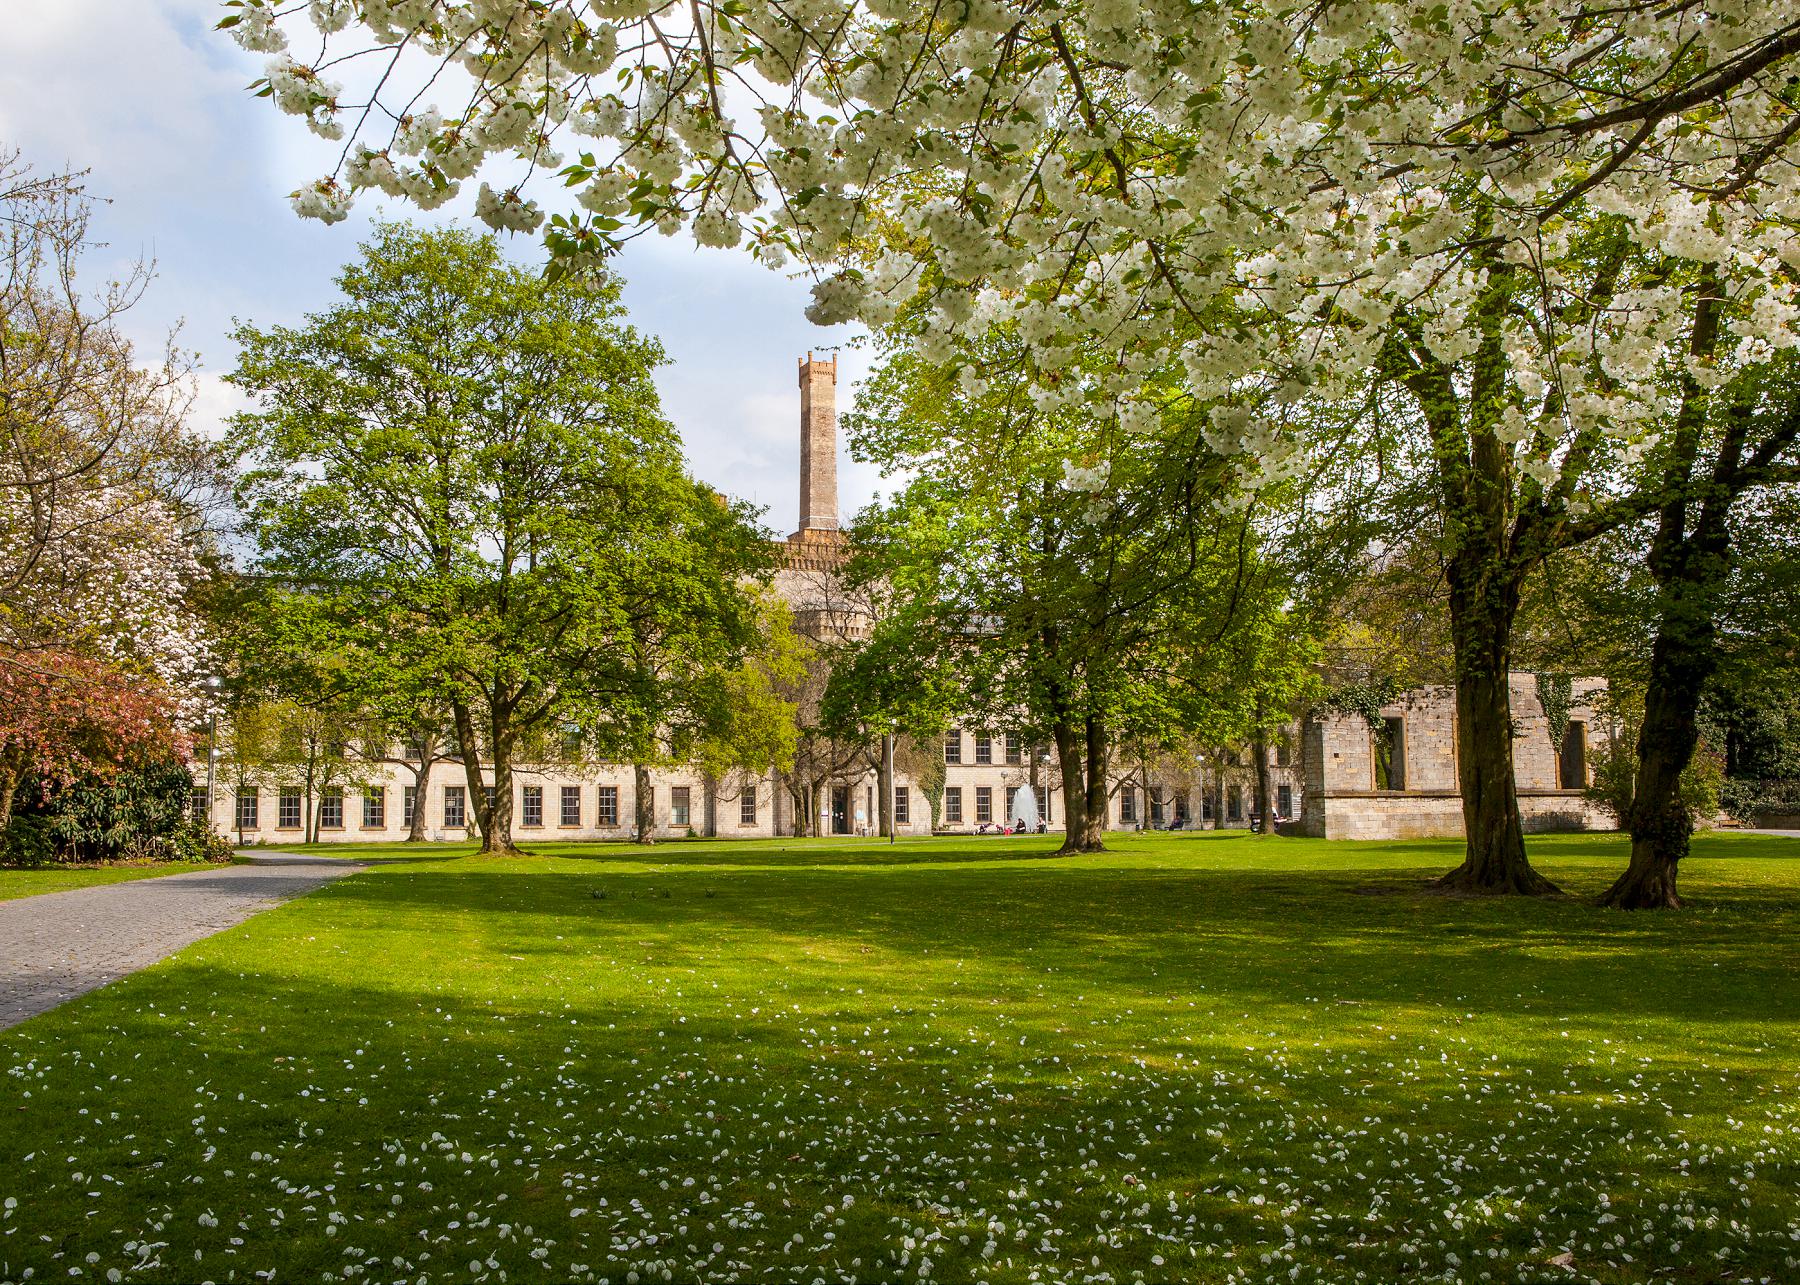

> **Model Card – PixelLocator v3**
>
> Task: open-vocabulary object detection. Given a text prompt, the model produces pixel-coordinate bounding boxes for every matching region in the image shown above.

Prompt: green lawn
[2,831,1797,1284]
[0,860,223,902]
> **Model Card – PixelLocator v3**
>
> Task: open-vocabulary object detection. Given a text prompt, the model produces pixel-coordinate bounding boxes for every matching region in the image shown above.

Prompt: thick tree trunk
[450,699,490,843]
[1602,274,1738,909]
[1602,547,1725,910]
[1441,655,1558,894]
[1080,716,1108,850]
[633,763,655,844]
[789,784,809,837]
[484,743,518,855]
[1053,719,1092,854]
[1437,561,1559,895]
[406,759,430,842]
[1253,733,1274,835]
[1208,763,1225,832]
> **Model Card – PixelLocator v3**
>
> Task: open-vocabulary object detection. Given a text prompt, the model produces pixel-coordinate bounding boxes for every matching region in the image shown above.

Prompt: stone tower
[795,352,838,535]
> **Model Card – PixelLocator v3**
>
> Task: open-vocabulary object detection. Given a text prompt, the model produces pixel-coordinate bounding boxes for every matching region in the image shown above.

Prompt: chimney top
[799,351,838,380]
[795,351,840,535]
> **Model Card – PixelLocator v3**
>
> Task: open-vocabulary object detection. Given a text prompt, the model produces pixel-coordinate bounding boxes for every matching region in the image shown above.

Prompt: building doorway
[831,785,851,835]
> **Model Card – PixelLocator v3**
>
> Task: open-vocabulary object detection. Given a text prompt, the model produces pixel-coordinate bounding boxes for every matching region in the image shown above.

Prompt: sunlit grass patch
[2,830,1797,1283]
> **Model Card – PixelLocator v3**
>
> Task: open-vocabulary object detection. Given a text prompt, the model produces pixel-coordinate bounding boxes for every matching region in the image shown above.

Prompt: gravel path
[0,857,362,1030]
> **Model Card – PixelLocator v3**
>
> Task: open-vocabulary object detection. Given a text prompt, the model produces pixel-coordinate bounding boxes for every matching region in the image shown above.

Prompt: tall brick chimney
[796,352,838,534]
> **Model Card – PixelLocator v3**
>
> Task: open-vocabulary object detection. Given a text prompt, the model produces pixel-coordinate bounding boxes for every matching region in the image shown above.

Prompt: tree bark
[1603,645,1702,908]
[484,727,518,855]
[1253,732,1274,835]
[1080,715,1109,850]
[450,698,488,844]
[406,757,431,842]
[1053,719,1092,854]
[1602,518,1731,906]
[1438,629,1558,894]
[403,729,442,843]
[878,734,894,839]
[633,762,655,844]
[1602,273,1741,910]
[1394,236,1557,896]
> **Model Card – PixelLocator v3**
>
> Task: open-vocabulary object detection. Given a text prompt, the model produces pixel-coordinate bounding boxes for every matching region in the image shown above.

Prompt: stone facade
[1293,676,1614,840]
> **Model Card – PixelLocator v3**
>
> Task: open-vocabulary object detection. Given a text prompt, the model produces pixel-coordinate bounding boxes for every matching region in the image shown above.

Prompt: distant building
[203,354,1602,844]
[1292,678,1612,840]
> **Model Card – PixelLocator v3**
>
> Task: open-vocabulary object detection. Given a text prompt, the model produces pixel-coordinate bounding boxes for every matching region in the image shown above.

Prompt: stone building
[1292,677,1612,839]
[203,352,1597,845]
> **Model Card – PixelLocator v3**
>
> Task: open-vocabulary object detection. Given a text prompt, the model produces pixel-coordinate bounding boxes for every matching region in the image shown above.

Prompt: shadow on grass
[6,931,1797,1284]
[287,857,1800,1030]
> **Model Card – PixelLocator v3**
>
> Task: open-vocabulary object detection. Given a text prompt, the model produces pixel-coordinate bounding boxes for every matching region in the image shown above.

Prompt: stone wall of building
[1294,674,1614,840]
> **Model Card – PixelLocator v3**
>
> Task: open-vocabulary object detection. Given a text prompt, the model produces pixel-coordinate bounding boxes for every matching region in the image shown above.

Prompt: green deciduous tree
[845,333,1309,854]
[230,223,765,853]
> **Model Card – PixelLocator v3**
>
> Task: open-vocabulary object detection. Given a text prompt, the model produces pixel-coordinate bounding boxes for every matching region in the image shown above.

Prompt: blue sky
[0,0,881,535]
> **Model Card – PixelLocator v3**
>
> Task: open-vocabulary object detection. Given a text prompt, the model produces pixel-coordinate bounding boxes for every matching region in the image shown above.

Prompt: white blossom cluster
[0,472,214,715]
[228,0,1800,495]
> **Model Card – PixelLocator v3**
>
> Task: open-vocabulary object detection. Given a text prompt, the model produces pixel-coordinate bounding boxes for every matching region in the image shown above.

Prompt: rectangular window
[190,788,209,822]
[1120,788,1136,823]
[597,785,619,827]
[278,787,302,829]
[1277,784,1294,817]
[1375,717,1407,790]
[1035,785,1048,822]
[975,785,993,823]
[944,730,962,764]
[894,786,910,825]
[560,784,581,827]
[1227,786,1242,821]
[443,785,466,829]
[363,785,386,828]
[1174,791,1190,822]
[944,786,963,823]
[1149,786,1165,824]
[974,734,993,765]
[740,786,758,826]
[319,788,344,830]
[483,785,496,819]
[1559,721,1588,789]
[1005,785,1018,822]
[1005,734,1022,765]
[521,785,544,828]
[1276,743,1291,768]
[672,786,691,827]
[403,785,417,829]
[235,788,258,830]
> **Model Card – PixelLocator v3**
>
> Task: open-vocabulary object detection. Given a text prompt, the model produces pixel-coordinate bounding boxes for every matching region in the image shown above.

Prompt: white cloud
[185,370,253,443]
[2,1,897,534]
